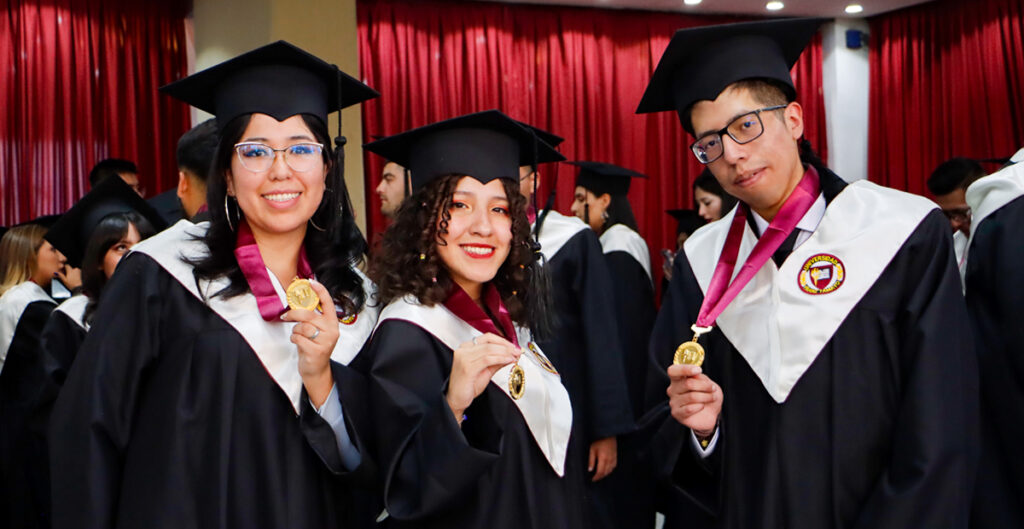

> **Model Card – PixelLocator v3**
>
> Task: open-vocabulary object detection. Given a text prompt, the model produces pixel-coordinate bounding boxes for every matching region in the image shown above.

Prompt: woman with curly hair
[49,42,381,529]
[359,110,584,529]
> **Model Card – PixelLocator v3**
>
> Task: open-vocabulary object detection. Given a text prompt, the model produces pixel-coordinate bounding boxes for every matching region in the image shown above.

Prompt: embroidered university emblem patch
[798,254,845,294]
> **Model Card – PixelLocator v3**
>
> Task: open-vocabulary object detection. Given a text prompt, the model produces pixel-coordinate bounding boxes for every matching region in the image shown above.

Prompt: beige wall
[191,0,368,231]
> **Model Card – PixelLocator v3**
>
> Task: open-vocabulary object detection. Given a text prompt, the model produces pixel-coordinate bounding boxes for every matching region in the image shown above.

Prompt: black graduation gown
[534,212,636,528]
[352,318,585,529]
[0,286,57,529]
[14,296,91,529]
[965,193,1024,529]
[644,170,979,529]
[599,224,656,420]
[49,253,376,529]
[595,224,658,529]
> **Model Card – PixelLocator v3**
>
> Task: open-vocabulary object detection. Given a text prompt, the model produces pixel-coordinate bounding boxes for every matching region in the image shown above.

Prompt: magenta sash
[695,166,821,328]
[233,220,314,321]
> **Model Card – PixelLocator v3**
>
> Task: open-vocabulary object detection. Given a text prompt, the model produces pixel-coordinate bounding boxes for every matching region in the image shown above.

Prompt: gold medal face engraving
[509,364,526,400]
[673,341,705,367]
[286,278,321,312]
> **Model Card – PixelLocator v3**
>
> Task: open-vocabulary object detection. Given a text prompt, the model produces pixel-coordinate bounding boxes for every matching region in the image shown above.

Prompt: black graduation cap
[45,177,168,269]
[12,214,62,229]
[667,209,704,236]
[364,110,566,191]
[636,18,825,134]
[515,121,565,149]
[569,161,647,196]
[160,41,378,131]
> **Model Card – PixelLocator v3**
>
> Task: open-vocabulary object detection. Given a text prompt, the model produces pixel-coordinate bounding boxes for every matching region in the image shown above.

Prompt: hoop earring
[309,217,327,232]
[224,195,236,232]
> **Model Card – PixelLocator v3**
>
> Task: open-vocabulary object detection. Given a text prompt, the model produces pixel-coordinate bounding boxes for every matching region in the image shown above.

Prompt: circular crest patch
[798,254,845,295]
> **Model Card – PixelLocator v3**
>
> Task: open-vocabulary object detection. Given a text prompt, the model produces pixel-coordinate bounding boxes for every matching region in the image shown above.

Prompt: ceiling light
[766,1,784,11]
[684,0,703,5]
[845,4,864,14]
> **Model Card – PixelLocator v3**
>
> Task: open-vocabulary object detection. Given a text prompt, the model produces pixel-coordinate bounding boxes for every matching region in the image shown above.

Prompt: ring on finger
[308,327,321,341]
[472,336,478,345]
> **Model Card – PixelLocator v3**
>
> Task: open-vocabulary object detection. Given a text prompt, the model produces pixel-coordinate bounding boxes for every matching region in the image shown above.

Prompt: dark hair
[88,158,138,187]
[687,79,831,182]
[682,78,792,136]
[601,193,639,233]
[693,169,738,216]
[189,113,367,316]
[176,118,219,182]
[927,157,986,196]
[369,174,548,334]
[81,212,157,324]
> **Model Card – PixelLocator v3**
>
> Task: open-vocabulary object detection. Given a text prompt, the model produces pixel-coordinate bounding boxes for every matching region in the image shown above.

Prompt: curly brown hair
[370,174,542,330]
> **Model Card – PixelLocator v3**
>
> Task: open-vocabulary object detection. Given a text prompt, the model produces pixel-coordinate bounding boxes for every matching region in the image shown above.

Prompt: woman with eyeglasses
[49,42,381,529]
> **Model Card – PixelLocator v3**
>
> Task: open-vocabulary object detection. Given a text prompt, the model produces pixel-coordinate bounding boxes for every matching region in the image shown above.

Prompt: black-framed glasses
[234,142,324,173]
[941,207,972,223]
[690,105,787,164]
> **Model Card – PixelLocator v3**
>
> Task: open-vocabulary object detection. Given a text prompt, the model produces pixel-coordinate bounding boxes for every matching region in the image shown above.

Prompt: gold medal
[674,341,705,366]
[286,278,321,312]
[509,363,525,400]
[673,324,712,367]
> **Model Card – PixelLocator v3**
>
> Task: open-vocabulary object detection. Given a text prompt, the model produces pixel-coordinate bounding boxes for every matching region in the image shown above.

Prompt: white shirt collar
[750,192,827,236]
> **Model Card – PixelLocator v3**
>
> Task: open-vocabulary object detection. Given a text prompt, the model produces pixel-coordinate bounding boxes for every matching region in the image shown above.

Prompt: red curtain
[868,0,1024,194]
[357,0,827,287]
[1,0,192,225]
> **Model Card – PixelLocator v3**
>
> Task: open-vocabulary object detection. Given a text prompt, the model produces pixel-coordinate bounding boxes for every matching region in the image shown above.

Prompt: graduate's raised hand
[666,364,722,434]
[446,333,521,424]
[283,279,339,408]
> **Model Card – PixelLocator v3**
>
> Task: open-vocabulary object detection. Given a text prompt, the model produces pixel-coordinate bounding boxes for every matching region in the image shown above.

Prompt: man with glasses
[927,157,986,273]
[636,18,977,529]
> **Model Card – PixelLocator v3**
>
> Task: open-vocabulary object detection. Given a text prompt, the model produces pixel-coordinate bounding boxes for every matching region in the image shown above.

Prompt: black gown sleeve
[363,319,501,521]
[964,196,1024,527]
[0,299,56,529]
[639,249,719,525]
[298,360,375,481]
[604,251,656,421]
[48,255,168,529]
[573,232,635,440]
[849,211,978,529]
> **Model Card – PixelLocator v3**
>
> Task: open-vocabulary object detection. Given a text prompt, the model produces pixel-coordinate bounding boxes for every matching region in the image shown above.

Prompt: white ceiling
[479,0,934,18]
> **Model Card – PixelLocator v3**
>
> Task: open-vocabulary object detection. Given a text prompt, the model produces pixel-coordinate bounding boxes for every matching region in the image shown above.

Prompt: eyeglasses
[234,142,324,173]
[690,105,788,164]
[941,207,972,223]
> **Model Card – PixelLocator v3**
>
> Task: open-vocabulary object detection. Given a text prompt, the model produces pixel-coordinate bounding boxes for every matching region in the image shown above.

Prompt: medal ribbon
[443,284,520,348]
[233,220,314,321]
[695,166,821,329]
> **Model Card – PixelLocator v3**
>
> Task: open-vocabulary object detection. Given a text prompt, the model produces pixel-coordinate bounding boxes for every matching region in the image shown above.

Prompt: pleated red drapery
[357,0,827,286]
[868,0,1024,194]
[0,0,192,225]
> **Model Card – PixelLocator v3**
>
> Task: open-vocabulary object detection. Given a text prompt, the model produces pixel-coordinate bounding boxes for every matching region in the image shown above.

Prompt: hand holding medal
[282,279,339,408]
[666,169,821,438]
[446,333,522,424]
